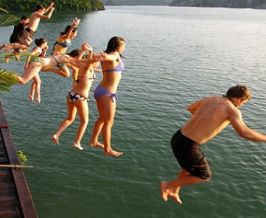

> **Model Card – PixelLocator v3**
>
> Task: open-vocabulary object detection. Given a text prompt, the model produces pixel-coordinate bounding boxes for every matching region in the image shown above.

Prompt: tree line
[0,0,105,12]
[170,0,266,8]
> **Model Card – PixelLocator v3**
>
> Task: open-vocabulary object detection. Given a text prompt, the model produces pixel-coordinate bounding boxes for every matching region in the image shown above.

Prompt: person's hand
[49,2,55,7]
[81,42,92,51]
[44,45,49,50]
[72,18,80,27]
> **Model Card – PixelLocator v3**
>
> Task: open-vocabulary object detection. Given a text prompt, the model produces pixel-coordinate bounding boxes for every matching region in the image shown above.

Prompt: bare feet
[169,192,182,205]
[104,149,123,157]
[72,143,84,151]
[90,141,104,149]
[35,96,41,104]
[4,56,10,63]
[52,134,59,144]
[28,95,34,102]
[160,182,170,202]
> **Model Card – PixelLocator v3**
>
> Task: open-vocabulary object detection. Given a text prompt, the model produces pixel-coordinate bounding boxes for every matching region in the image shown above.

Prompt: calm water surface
[0,6,266,218]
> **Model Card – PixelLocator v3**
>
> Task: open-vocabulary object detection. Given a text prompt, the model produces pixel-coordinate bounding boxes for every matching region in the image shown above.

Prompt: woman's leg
[98,96,123,157]
[18,63,42,84]
[90,100,104,148]
[28,75,42,103]
[28,80,36,102]
[42,66,70,77]
[52,99,77,144]
[34,74,42,103]
[72,100,89,150]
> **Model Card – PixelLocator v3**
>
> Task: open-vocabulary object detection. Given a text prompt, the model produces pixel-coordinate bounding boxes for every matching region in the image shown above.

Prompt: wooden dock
[0,101,38,218]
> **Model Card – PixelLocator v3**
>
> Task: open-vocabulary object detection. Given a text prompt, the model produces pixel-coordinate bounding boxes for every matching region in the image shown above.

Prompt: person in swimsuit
[26,38,48,103]
[52,18,80,55]
[52,18,80,85]
[18,2,55,47]
[52,43,100,150]
[17,44,89,88]
[0,16,30,62]
[89,36,126,157]
[160,85,266,204]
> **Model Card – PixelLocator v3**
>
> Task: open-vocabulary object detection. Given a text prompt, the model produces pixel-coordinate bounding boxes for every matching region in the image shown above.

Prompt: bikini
[53,40,72,49]
[29,47,43,65]
[94,60,124,102]
[68,70,95,103]
[68,91,87,103]
[51,55,66,68]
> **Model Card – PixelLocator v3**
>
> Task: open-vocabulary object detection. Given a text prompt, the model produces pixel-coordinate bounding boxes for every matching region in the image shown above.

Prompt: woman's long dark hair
[68,49,80,57]
[105,36,125,55]
[35,38,47,46]
[60,25,77,36]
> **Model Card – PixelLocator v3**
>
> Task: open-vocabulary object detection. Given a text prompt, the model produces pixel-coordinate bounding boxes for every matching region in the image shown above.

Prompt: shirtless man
[0,16,30,61]
[160,85,266,204]
[18,2,55,46]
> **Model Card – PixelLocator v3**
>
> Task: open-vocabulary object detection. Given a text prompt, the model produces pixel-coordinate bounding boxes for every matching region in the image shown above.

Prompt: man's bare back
[182,96,234,144]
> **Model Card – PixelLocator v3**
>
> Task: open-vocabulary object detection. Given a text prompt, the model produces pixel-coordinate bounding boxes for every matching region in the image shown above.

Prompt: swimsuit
[94,85,118,102]
[18,27,35,46]
[68,91,87,103]
[93,60,124,102]
[105,60,124,73]
[54,40,72,48]
[29,47,43,65]
[52,40,72,53]
[171,129,212,180]
[30,56,43,64]
[52,55,66,68]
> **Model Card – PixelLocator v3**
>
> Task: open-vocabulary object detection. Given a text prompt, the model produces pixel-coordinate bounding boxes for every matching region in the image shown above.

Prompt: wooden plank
[1,130,38,218]
[0,101,8,128]
[0,101,38,218]
[0,209,19,218]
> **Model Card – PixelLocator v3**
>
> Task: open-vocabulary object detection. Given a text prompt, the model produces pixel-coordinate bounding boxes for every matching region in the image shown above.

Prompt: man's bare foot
[90,141,104,149]
[72,143,84,151]
[52,134,59,144]
[104,149,123,157]
[169,192,182,205]
[160,182,170,202]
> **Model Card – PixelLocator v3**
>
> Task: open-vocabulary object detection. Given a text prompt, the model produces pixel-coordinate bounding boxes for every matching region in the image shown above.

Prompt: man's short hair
[21,15,29,20]
[35,4,44,11]
[225,85,251,100]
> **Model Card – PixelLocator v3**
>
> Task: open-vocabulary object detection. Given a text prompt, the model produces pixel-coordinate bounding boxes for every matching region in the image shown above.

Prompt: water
[1,6,266,218]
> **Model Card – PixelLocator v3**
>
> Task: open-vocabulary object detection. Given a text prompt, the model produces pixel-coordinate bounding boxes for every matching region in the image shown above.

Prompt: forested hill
[170,0,266,9]
[0,0,105,12]
[103,0,172,5]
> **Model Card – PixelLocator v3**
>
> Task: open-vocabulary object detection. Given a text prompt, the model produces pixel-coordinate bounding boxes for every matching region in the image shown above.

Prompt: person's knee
[34,77,41,84]
[19,79,26,85]
[66,117,75,124]
[105,120,114,127]
[80,117,89,125]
